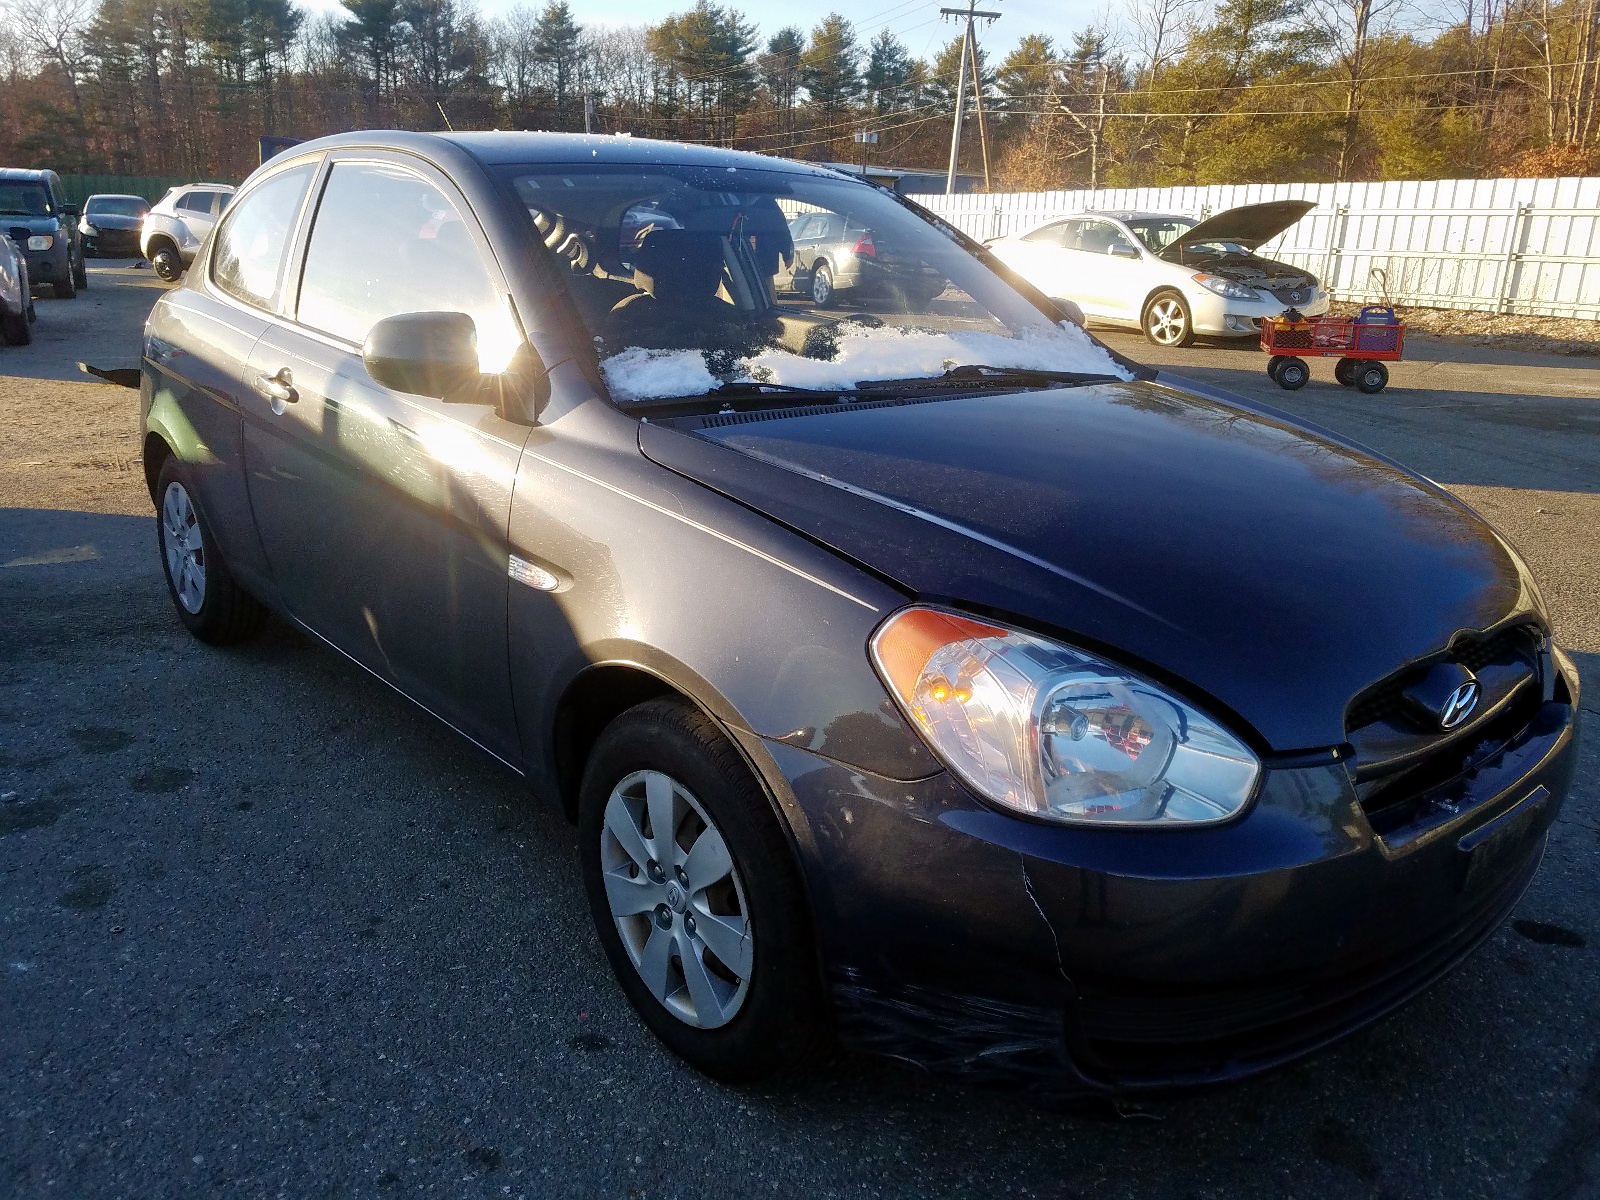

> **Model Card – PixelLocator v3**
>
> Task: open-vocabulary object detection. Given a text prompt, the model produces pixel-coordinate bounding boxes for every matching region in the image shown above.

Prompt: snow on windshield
[601,322,1129,402]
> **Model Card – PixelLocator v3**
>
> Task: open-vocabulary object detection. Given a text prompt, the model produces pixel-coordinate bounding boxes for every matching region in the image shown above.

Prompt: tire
[810,261,834,307]
[2,307,30,346]
[73,255,88,289]
[151,243,183,283]
[579,697,826,1083]
[1275,356,1310,390]
[1142,290,1194,347]
[155,456,268,644]
[1266,355,1288,382]
[53,271,76,300]
[1334,358,1357,387]
[1354,361,1389,394]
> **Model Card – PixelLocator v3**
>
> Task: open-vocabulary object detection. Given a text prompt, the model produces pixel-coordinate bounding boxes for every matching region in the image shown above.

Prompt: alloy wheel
[811,264,833,306]
[161,481,206,614]
[599,769,753,1030]
[1146,297,1188,345]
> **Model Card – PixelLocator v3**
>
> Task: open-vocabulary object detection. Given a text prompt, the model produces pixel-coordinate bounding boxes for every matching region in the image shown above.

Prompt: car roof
[85,193,147,201]
[0,168,53,183]
[1081,210,1191,222]
[284,129,858,181]
[175,182,236,190]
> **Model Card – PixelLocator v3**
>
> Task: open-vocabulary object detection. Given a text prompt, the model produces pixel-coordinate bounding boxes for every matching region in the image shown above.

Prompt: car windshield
[1124,217,1196,253]
[0,182,53,217]
[87,196,148,217]
[496,162,1127,403]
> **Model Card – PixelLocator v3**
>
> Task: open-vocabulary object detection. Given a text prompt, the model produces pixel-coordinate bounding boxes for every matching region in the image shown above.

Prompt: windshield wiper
[620,379,853,415]
[848,365,1120,393]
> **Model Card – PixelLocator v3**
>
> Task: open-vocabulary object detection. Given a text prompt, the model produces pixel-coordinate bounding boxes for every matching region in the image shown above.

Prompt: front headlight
[27,235,53,251]
[80,221,98,236]
[1192,273,1259,301]
[870,607,1260,826]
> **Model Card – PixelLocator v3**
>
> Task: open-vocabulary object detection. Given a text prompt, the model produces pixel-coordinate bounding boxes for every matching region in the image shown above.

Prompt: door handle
[254,366,297,404]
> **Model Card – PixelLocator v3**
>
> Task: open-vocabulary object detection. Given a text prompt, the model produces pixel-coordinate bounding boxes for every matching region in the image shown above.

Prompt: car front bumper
[1189,288,1331,337]
[745,650,1580,1098]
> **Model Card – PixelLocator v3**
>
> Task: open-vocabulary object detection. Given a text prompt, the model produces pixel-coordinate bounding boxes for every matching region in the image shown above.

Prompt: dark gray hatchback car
[139,131,1579,1099]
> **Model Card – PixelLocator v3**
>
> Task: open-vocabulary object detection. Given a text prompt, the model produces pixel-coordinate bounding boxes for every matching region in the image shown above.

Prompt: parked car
[1,232,34,344]
[0,167,86,299]
[141,183,234,281]
[777,208,946,309]
[134,132,1578,1098]
[79,193,150,257]
[986,202,1328,346]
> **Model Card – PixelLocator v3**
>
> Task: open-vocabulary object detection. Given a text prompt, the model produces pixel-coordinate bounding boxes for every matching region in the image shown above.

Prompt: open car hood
[1168,200,1315,252]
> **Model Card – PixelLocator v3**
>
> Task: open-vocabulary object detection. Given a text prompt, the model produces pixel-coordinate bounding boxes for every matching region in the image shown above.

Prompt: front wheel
[1274,356,1310,390]
[155,457,267,644]
[579,697,826,1083]
[53,271,76,300]
[1142,291,1194,347]
[151,245,183,282]
[2,306,30,345]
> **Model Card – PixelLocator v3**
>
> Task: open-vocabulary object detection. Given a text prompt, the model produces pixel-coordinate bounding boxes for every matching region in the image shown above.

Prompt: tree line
[0,0,1596,188]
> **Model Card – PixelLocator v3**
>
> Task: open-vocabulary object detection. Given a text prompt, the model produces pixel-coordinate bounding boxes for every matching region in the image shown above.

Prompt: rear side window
[1023,221,1072,246]
[178,191,213,213]
[211,164,315,312]
[297,160,516,368]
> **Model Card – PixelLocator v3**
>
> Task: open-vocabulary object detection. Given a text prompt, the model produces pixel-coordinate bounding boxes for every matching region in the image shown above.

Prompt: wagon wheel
[1353,361,1389,394]
[1335,358,1358,387]
[1274,356,1310,390]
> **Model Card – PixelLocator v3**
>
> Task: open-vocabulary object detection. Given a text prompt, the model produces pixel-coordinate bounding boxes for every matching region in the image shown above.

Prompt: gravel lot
[3,266,1598,1199]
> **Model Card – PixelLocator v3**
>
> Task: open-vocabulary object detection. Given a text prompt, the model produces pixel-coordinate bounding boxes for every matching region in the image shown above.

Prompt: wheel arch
[1141,282,1189,319]
[142,429,174,503]
[548,656,819,873]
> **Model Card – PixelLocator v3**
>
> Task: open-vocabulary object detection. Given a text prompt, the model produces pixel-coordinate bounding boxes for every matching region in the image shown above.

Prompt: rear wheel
[1353,361,1389,393]
[53,271,76,300]
[810,261,834,307]
[1266,355,1288,382]
[72,254,88,289]
[155,456,268,644]
[1142,290,1194,347]
[579,697,826,1082]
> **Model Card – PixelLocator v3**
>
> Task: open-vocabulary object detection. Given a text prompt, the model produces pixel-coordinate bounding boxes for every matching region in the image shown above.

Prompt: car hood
[2,215,63,235]
[84,213,144,230]
[1166,200,1315,252]
[639,379,1537,751]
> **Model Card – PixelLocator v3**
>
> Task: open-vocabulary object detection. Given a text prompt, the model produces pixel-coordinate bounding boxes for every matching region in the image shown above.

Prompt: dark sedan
[79,193,149,257]
[136,131,1579,1099]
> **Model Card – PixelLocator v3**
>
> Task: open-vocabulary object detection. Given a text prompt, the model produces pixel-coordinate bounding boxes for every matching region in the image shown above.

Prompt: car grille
[1269,284,1315,305]
[1345,623,1546,838]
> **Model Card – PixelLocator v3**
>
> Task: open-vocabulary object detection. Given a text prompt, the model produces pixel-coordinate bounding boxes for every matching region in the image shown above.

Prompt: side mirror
[1053,297,1086,327]
[1110,242,1139,259]
[362,311,481,400]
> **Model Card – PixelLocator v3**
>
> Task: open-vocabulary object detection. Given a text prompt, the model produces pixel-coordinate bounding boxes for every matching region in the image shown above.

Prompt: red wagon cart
[1260,305,1405,393]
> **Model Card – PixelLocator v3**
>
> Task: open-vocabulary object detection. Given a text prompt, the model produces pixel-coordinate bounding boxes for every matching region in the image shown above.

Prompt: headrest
[633,229,727,303]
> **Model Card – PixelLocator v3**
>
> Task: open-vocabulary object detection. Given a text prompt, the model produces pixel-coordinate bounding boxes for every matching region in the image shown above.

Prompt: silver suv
[141,183,234,281]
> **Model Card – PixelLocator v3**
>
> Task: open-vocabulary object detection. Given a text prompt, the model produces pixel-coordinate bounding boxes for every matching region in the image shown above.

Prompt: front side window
[211,163,315,311]
[499,162,1126,403]
[298,160,519,372]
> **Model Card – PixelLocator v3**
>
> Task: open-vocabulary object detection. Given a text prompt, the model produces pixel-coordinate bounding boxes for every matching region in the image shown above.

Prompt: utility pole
[941,0,1000,193]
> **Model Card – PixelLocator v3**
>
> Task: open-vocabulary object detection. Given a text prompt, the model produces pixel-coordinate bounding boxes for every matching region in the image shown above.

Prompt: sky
[295,0,1111,63]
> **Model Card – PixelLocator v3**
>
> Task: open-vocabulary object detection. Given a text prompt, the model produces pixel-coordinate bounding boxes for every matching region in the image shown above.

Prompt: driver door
[240,153,531,763]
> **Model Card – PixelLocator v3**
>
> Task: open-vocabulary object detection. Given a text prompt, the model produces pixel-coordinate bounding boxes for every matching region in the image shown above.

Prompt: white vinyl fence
[918,177,1600,320]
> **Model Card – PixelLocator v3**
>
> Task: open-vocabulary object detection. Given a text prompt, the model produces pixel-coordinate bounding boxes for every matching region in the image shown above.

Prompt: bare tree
[1303,0,1405,179]
[9,0,92,127]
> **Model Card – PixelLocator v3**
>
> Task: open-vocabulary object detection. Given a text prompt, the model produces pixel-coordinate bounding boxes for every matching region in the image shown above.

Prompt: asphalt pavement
[3,266,1598,1199]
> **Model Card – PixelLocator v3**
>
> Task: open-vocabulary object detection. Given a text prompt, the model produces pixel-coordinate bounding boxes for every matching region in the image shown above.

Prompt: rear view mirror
[362,311,480,400]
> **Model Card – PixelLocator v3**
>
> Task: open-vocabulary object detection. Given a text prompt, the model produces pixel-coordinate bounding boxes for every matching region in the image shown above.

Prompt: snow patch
[600,345,719,401]
[600,321,1130,402]
[742,323,1130,390]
